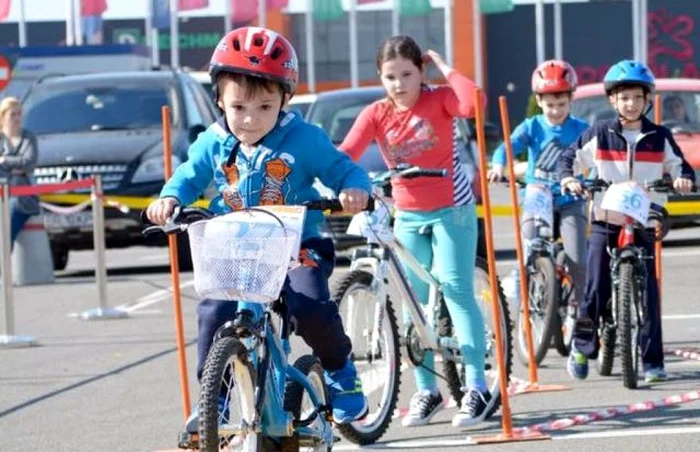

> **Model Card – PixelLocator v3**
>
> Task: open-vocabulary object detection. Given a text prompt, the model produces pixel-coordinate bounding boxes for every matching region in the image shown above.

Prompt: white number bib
[600,182,651,225]
[522,184,554,227]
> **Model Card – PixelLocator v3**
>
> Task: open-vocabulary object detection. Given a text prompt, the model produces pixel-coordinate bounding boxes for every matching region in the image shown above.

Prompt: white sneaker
[452,388,491,428]
[401,390,444,427]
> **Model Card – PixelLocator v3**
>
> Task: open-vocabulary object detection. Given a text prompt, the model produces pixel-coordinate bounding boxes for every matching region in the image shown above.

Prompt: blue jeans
[394,203,486,391]
[10,200,31,250]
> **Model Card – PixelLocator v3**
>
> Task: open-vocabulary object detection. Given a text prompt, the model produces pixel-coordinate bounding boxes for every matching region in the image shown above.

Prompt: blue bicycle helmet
[603,60,655,95]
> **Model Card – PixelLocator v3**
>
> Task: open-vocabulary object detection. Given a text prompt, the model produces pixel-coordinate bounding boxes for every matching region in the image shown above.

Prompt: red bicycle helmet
[531,60,578,94]
[209,26,298,94]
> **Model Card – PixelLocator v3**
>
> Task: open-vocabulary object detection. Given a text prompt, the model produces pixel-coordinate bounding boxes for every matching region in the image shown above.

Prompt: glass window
[23,82,177,135]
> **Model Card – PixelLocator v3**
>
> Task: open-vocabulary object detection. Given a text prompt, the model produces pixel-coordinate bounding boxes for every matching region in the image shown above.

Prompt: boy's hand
[487,165,504,183]
[561,177,584,196]
[146,197,179,225]
[673,177,694,194]
[339,189,369,214]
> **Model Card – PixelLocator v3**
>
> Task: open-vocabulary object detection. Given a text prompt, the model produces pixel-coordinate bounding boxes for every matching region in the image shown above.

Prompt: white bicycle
[315,165,513,444]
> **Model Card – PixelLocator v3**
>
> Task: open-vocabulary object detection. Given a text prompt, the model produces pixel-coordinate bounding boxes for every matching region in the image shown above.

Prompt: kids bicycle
[513,181,580,366]
[312,165,513,444]
[582,177,680,389]
[143,202,359,451]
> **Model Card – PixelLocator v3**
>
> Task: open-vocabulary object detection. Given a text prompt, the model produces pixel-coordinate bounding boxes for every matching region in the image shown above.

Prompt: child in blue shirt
[146,27,371,430]
[487,60,589,357]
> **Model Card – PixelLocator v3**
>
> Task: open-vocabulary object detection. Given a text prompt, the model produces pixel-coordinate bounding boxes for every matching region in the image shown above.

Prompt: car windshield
[572,90,700,133]
[307,93,384,144]
[23,81,178,135]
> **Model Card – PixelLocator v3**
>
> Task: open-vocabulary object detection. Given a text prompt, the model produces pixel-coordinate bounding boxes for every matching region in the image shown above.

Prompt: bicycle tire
[280,355,332,452]
[596,322,616,377]
[553,249,574,357]
[198,336,260,452]
[331,270,400,445]
[516,256,558,366]
[618,262,640,389]
[440,257,512,417]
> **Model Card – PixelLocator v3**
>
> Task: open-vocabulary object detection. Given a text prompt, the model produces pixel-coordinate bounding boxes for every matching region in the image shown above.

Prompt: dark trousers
[195,237,352,379]
[574,222,664,368]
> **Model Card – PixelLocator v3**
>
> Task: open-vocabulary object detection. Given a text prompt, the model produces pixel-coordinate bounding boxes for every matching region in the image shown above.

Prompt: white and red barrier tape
[514,389,700,434]
[665,348,700,362]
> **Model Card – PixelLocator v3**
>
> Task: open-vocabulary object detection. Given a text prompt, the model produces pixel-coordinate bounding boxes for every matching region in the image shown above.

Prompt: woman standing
[340,36,489,428]
[0,97,40,247]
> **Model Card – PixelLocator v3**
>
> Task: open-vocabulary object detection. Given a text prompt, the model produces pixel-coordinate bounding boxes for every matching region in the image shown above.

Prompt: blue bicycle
[143,202,350,451]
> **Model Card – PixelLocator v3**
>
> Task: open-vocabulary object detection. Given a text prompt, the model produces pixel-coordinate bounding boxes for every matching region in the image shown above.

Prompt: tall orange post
[162,106,191,422]
[468,89,549,445]
[653,94,663,306]
[498,96,568,395]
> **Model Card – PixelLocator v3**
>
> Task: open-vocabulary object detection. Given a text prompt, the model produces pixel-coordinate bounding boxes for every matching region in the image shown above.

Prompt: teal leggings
[394,203,486,391]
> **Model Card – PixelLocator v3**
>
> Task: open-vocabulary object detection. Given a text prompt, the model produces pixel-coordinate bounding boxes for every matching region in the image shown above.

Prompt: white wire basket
[187,211,298,303]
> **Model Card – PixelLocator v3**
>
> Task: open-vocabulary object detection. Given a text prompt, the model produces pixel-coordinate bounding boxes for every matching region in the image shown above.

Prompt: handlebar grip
[419,169,448,177]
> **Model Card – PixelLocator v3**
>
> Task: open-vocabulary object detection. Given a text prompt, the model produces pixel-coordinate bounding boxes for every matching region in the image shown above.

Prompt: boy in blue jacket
[558,60,695,383]
[146,27,370,430]
[488,60,589,347]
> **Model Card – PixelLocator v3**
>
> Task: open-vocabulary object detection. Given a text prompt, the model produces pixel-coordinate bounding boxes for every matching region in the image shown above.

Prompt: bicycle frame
[234,301,334,444]
[349,235,458,358]
[608,219,648,326]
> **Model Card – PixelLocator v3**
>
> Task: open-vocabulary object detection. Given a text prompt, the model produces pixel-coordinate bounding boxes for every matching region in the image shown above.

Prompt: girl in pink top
[340,36,490,428]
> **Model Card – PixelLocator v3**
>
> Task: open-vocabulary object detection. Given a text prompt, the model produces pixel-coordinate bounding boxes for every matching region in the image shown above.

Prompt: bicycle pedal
[176,431,199,449]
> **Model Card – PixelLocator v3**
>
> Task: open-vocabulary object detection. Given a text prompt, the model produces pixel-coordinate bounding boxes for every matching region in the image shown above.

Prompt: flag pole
[259,0,267,28]
[444,0,453,67]
[169,0,180,68]
[65,0,75,46]
[349,0,359,88]
[224,0,232,33]
[18,0,27,47]
[391,0,399,36]
[74,0,83,45]
[305,0,316,92]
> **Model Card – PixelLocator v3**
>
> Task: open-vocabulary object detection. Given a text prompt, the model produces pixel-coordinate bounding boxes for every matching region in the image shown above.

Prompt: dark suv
[22,70,217,269]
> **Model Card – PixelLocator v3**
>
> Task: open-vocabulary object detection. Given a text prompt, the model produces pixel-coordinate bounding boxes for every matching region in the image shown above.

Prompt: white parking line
[116,280,195,313]
[663,314,700,320]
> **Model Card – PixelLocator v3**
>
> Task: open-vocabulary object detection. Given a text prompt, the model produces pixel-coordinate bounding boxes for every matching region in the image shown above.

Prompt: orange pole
[470,90,549,445]
[499,96,539,384]
[653,94,662,306]
[162,106,191,421]
[474,89,514,437]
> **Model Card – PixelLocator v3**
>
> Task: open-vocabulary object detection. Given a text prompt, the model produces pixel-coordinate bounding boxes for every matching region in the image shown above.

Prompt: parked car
[572,78,700,225]
[22,69,217,269]
[290,86,497,257]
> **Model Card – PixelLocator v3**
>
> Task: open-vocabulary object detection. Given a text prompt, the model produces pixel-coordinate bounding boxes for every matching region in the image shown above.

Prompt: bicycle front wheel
[331,270,401,445]
[516,256,558,367]
[618,262,641,389]
[441,257,513,417]
[199,336,260,452]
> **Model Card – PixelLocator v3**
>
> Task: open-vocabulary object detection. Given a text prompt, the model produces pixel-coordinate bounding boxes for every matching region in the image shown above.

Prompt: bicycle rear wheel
[199,336,260,452]
[331,270,400,445]
[441,257,512,417]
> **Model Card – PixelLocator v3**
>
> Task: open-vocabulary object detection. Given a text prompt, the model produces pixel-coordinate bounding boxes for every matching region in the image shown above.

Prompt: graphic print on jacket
[222,161,244,210]
[260,158,293,205]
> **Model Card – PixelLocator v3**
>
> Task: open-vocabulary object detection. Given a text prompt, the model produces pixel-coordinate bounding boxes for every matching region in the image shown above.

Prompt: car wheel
[51,245,69,271]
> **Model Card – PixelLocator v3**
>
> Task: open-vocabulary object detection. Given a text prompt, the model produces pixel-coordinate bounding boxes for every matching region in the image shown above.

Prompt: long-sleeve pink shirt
[340,70,485,211]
